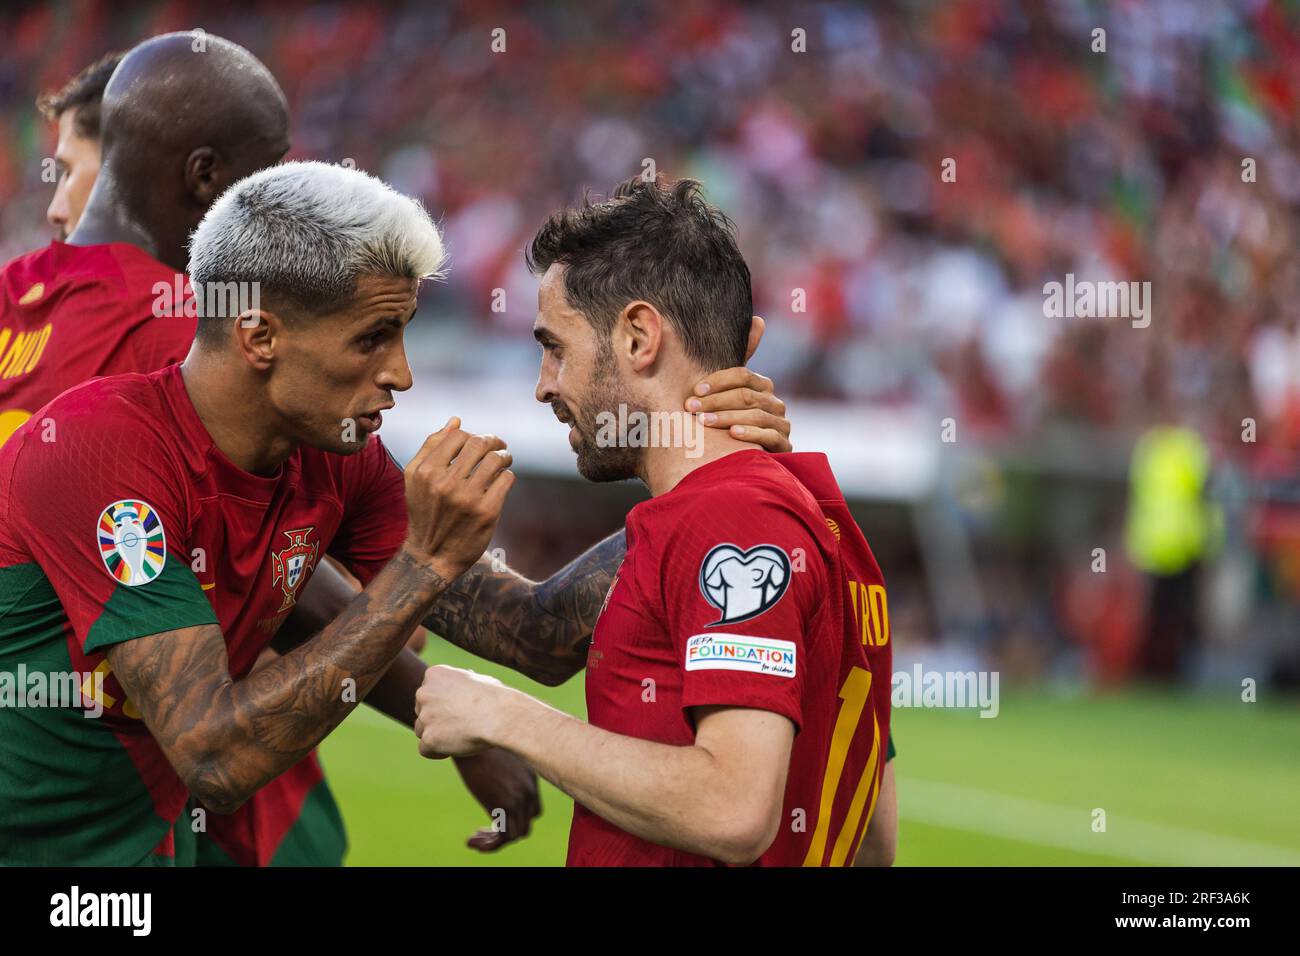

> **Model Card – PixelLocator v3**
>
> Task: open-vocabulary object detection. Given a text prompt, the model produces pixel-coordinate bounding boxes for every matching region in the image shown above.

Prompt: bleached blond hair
[188,160,445,341]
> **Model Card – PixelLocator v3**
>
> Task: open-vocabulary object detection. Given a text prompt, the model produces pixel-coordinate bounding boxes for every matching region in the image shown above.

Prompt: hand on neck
[636,381,758,496]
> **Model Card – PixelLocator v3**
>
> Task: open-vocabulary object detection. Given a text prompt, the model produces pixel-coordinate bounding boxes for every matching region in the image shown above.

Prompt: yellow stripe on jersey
[803,665,873,866]
[830,714,880,866]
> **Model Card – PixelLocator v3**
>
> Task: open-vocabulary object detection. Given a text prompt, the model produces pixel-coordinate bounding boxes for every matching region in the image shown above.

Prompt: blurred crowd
[3,1,1296,427]
[1,0,1297,686]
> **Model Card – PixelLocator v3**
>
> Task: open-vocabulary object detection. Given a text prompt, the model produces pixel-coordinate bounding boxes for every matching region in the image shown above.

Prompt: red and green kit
[0,242,362,866]
[0,364,407,865]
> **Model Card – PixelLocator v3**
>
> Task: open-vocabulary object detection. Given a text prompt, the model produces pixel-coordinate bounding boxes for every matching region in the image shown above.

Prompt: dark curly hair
[527,176,753,371]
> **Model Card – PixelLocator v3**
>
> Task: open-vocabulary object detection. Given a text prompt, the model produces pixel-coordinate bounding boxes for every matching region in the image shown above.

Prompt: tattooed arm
[106,548,450,814]
[421,530,625,686]
[105,420,514,814]
[273,557,431,726]
[270,555,544,853]
[281,528,622,689]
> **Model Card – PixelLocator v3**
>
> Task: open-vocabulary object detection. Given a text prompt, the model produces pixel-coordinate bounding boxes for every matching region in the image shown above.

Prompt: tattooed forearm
[422,529,627,686]
[107,547,449,814]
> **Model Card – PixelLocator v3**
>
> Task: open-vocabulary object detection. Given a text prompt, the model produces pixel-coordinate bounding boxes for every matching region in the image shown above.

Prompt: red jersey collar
[152,362,296,501]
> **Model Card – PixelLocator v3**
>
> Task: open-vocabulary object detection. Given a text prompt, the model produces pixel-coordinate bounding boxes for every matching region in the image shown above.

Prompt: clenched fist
[414,664,511,759]
[402,417,514,581]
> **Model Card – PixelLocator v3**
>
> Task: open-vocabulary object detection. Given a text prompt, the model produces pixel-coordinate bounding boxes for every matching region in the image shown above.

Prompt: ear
[744,315,766,363]
[184,147,223,205]
[620,301,664,373]
[231,308,281,371]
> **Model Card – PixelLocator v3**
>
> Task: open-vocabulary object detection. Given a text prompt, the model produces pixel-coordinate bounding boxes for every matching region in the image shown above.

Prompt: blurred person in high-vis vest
[1124,424,1221,680]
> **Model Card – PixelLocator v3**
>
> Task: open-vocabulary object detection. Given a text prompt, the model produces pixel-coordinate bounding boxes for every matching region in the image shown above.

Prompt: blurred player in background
[415,178,896,866]
[35,50,122,240]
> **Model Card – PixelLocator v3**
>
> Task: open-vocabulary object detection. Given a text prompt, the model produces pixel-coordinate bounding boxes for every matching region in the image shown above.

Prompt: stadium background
[1,0,1297,865]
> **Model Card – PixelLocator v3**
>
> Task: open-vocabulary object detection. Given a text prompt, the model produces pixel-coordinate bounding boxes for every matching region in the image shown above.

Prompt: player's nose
[535,366,555,404]
[378,343,414,392]
[46,193,69,232]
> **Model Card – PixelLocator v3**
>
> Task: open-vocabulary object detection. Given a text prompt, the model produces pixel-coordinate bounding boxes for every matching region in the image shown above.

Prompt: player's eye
[358,329,387,351]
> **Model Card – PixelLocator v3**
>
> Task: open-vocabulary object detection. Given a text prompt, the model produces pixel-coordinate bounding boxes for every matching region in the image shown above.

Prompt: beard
[556,345,643,483]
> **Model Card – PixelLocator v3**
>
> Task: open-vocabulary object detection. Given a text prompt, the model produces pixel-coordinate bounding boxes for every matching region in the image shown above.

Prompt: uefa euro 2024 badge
[97,500,167,587]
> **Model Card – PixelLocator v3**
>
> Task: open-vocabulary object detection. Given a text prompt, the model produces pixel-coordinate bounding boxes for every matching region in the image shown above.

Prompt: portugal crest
[97,499,166,587]
[271,527,320,613]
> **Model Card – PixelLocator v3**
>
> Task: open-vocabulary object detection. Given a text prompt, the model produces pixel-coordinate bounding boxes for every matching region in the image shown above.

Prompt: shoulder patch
[699,543,791,625]
[97,499,167,586]
[685,633,797,678]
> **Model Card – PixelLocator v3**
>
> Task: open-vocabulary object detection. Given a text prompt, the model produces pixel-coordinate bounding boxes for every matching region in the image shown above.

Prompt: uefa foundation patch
[685,633,797,678]
[97,499,166,586]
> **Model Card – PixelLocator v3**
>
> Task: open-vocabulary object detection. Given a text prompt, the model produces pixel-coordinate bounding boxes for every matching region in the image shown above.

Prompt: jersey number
[802,665,881,866]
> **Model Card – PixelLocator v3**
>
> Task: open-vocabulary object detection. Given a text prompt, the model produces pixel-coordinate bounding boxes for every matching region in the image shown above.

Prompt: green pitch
[320,642,1300,866]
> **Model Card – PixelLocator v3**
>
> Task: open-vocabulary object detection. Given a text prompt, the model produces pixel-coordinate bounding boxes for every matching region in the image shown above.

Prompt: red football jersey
[0,364,407,864]
[0,241,195,447]
[568,449,891,867]
[773,451,893,794]
[0,242,347,866]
